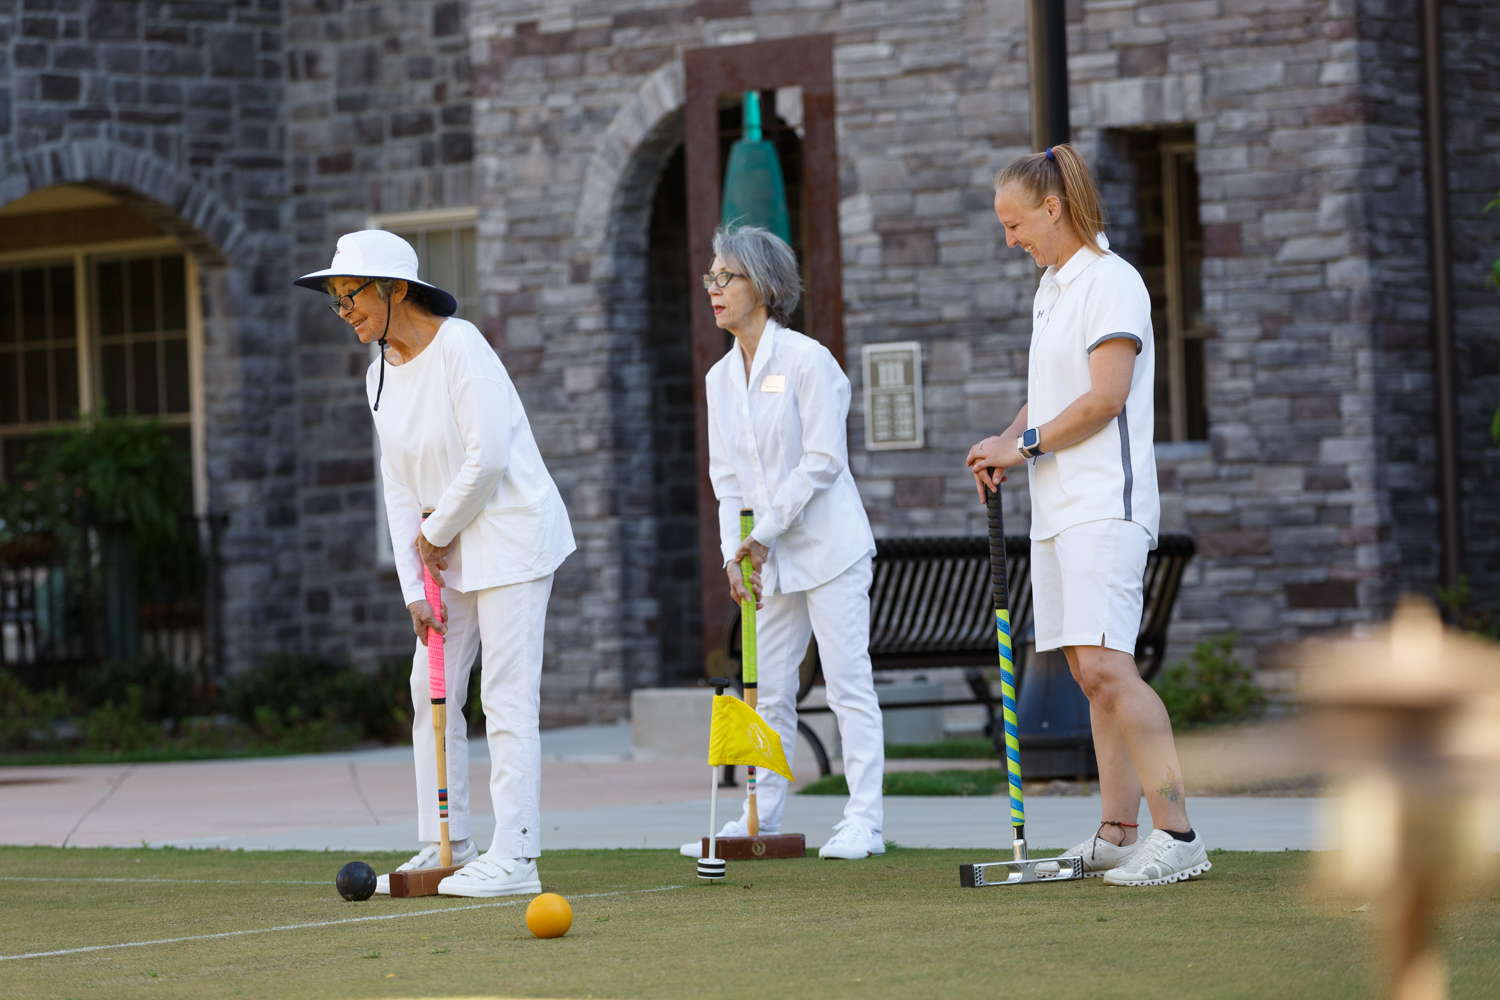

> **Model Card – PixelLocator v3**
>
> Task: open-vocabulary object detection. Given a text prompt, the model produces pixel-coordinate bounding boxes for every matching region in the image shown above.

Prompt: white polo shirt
[1026,234,1160,545]
[706,319,876,595]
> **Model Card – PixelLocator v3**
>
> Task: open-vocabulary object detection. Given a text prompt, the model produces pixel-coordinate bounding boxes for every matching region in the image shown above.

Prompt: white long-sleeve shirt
[369,317,575,606]
[706,319,875,595]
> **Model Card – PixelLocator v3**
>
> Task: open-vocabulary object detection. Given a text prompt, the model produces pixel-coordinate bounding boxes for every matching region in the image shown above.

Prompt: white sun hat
[293,229,457,317]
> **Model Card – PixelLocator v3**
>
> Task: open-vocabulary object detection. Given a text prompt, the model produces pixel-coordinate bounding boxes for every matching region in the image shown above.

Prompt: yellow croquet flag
[707,695,794,781]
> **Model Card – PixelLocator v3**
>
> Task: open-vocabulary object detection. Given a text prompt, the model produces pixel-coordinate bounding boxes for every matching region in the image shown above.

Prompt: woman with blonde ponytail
[966,144,1210,887]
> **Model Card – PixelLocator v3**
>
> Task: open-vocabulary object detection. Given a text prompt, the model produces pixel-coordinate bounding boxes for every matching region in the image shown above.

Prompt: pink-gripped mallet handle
[423,562,445,700]
[420,511,451,867]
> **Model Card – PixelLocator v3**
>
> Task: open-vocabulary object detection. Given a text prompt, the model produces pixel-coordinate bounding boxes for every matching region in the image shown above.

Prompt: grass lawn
[800,769,1008,796]
[2,846,1496,1000]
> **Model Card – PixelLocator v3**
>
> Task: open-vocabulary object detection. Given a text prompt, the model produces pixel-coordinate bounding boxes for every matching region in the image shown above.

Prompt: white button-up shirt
[706,319,875,595]
[371,317,576,606]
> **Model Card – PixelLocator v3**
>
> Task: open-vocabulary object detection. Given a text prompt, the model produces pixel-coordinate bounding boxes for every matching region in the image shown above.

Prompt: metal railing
[0,516,222,688]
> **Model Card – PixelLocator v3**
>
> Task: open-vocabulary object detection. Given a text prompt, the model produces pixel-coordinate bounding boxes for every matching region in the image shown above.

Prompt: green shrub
[1437,575,1499,641]
[1151,632,1266,730]
[227,654,410,747]
[76,658,203,723]
[0,670,69,751]
[885,739,994,759]
[799,768,1008,797]
[2,652,415,760]
[83,687,161,753]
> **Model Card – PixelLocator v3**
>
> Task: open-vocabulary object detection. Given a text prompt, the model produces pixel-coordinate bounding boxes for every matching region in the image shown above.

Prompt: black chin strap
[372,297,393,411]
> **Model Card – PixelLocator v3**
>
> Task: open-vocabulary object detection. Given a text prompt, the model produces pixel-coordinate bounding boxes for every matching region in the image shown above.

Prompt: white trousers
[734,556,884,834]
[409,573,553,859]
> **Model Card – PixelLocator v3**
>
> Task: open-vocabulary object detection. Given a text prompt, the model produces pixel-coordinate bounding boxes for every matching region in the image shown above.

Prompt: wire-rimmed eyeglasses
[328,278,379,315]
[700,271,747,290]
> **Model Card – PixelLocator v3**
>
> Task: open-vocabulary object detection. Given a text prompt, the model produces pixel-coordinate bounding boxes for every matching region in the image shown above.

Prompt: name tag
[760,375,786,393]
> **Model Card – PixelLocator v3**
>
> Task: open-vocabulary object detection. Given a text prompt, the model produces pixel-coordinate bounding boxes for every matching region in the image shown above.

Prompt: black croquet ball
[336,861,377,901]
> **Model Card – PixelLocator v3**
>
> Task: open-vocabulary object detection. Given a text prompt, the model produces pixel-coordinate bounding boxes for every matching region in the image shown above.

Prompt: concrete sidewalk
[0,722,1339,853]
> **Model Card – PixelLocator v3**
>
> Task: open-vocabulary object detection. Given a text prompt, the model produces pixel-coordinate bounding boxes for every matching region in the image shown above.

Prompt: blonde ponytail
[994,143,1109,254]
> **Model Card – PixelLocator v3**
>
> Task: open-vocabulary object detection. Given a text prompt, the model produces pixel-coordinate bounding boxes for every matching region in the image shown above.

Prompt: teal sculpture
[720,91,792,243]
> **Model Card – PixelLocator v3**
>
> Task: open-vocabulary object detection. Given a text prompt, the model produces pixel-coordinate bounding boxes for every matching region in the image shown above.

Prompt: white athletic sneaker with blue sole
[1102,829,1211,886]
[374,839,481,895]
[437,855,542,897]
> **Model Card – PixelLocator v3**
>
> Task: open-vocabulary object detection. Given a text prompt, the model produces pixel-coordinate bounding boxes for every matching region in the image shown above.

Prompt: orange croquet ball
[525,893,573,939]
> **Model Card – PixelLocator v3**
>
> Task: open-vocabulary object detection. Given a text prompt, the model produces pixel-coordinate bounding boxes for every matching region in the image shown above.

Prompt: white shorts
[1031,518,1151,654]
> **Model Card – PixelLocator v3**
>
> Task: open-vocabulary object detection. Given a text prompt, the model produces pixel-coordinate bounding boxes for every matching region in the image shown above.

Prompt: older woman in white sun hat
[295,230,575,897]
[678,225,885,860]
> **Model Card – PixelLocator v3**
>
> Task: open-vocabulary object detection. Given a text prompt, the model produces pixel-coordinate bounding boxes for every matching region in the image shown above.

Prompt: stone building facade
[1,0,1495,722]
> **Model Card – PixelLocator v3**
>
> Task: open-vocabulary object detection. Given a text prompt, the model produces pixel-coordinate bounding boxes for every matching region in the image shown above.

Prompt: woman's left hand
[415,529,452,588]
[732,536,769,574]
[966,436,1022,501]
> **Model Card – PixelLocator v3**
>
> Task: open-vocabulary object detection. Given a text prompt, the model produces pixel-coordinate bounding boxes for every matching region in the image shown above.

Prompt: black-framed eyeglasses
[701,271,747,290]
[328,278,378,315]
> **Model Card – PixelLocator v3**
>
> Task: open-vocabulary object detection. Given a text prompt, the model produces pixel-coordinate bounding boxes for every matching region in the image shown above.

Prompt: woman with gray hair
[679,226,886,860]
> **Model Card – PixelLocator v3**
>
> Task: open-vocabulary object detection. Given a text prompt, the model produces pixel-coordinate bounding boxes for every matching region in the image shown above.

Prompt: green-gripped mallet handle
[738,508,758,703]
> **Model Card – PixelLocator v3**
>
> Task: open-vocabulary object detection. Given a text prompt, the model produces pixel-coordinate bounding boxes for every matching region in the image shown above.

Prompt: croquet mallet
[958,485,1085,887]
[421,510,452,869]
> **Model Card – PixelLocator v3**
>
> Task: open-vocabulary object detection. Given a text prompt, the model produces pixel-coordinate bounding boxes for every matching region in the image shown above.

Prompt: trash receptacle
[1012,622,1097,779]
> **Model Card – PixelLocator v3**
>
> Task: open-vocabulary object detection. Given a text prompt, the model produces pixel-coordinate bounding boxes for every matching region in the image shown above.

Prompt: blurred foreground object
[1299,597,1500,1000]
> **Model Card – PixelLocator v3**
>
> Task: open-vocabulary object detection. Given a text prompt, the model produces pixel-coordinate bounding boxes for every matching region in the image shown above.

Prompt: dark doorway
[1118,127,1208,443]
[646,146,703,684]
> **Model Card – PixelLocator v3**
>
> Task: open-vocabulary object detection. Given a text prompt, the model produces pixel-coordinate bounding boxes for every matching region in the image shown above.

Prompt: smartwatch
[1017,427,1045,460]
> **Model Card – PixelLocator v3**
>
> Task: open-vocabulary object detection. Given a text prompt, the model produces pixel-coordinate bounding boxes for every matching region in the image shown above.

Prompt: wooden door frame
[683,35,844,667]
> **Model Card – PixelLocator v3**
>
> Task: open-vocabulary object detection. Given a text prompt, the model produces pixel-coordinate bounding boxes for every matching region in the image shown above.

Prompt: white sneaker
[680,818,750,858]
[374,839,481,894]
[1102,829,1211,886]
[1058,831,1140,874]
[436,855,542,897]
[818,820,885,859]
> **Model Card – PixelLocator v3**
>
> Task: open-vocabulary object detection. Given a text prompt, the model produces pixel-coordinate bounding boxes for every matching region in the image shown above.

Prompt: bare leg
[1065,646,1141,846]
[1069,644,1191,834]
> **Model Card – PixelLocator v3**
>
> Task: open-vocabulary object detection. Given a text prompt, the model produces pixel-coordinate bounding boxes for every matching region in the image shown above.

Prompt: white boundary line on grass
[0,885,686,962]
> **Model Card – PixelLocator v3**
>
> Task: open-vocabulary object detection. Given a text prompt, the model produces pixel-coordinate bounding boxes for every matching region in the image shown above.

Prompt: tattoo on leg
[1156,768,1182,804]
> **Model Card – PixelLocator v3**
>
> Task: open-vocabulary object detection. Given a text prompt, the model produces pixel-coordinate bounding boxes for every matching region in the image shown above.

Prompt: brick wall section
[3,0,1486,717]
[466,0,1048,721]
[1067,0,1455,682]
[466,0,1492,714]
[0,0,301,673]
[284,0,476,669]
[1442,0,1500,614]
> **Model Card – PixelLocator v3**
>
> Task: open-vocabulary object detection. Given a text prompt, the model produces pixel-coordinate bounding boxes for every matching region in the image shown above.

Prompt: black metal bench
[725,534,1196,777]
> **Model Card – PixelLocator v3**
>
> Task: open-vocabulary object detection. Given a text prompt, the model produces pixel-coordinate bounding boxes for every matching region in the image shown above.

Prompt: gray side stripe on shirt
[1087,331,1143,355]
[1118,407,1134,522]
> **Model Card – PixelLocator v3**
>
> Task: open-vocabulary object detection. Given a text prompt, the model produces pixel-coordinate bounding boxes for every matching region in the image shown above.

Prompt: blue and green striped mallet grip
[738,509,757,691]
[987,486,1025,833]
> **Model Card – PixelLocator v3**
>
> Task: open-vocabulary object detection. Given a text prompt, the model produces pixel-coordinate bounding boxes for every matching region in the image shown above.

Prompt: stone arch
[576,61,701,689]
[573,60,686,274]
[1,141,250,266]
